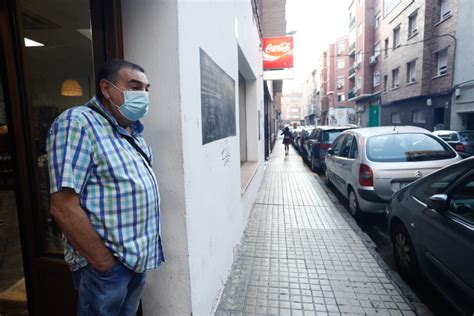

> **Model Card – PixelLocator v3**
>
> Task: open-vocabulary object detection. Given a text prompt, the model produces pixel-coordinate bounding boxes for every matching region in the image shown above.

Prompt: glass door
[0,73,28,315]
[1,0,123,314]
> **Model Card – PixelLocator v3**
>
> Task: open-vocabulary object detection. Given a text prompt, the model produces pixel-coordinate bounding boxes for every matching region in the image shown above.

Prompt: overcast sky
[283,0,351,93]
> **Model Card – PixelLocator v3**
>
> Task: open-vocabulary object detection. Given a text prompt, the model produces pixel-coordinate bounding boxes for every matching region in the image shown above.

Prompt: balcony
[348,42,355,55]
[349,17,355,29]
[348,89,357,100]
[348,66,356,78]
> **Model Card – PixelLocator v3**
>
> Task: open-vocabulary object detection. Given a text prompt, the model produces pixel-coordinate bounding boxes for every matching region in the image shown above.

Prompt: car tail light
[455,144,465,152]
[359,164,373,187]
[320,144,330,149]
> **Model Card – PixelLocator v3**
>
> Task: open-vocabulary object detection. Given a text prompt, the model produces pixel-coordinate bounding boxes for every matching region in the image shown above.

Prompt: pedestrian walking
[281,126,292,155]
[46,59,164,316]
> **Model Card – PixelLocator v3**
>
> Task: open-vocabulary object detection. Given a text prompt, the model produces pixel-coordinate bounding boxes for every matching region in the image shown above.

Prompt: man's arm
[50,188,116,271]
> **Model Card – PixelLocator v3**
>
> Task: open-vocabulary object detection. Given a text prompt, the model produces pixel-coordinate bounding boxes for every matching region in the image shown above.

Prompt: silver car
[324,126,461,217]
[387,157,474,314]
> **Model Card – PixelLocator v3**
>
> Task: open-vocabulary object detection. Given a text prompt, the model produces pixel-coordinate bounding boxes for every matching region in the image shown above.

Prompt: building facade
[450,0,474,131]
[0,1,266,315]
[350,0,458,130]
[281,92,304,125]
[260,0,287,157]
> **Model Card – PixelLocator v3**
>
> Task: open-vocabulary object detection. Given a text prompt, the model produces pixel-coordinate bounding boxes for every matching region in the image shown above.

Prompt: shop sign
[262,36,294,70]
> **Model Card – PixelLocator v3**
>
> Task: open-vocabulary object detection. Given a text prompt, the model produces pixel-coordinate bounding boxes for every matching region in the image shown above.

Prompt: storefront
[0,1,123,314]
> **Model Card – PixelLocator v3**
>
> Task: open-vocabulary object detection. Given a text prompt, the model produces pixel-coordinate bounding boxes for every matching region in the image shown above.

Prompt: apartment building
[302,69,318,124]
[317,52,329,125]
[450,0,473,130]
[350,0,458,130]
[318,36,356,125]
[281,92,304,125]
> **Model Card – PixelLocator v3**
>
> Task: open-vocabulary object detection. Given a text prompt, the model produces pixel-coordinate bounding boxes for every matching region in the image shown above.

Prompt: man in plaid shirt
[47,59,164,316]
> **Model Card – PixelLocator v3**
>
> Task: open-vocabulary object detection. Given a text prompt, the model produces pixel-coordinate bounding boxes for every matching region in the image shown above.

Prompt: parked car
[291,127,304,149]
[433,130,474,157]
[324,126,461,217]
[301,125,357,171]
[387,157,474,314]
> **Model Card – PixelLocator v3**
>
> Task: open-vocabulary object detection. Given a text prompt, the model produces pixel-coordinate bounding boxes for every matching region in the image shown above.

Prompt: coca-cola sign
[262,36,294,70]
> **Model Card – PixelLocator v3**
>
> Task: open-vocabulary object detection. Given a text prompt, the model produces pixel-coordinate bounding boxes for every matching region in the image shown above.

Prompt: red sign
[262,36,294,70]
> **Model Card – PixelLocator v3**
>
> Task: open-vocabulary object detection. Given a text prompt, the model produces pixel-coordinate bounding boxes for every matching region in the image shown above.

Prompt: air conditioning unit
[369,55,377,64]
[394,83,400,88]
[337,84,343,89]
[410,77,416,83]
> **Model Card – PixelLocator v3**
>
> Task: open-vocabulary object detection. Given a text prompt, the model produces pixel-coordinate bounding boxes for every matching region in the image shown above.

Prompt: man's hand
[50,188,116,270]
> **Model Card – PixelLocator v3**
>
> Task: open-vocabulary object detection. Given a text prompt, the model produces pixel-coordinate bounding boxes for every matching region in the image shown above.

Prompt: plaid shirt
[46,97,164,273]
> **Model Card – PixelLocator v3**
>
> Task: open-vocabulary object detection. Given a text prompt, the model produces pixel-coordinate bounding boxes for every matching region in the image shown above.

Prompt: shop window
[413,110,426,123]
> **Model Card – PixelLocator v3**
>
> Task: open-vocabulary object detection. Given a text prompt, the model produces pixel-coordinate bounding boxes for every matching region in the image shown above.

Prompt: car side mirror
[327,148,334,155]
[427,194,448,213]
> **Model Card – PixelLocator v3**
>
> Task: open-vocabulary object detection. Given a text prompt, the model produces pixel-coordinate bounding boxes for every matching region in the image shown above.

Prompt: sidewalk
[215,140,428,316]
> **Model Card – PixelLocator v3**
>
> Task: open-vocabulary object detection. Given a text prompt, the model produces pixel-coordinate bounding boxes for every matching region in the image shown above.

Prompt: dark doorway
[433,107,445,127]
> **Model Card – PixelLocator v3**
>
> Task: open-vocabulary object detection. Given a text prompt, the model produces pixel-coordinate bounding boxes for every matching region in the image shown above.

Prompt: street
[311,158,462,316]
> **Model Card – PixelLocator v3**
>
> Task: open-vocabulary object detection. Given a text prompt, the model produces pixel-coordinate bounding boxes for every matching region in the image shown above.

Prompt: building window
[393,27,400,48]
[337,94,346,102]
[408,12,418,37]
[337,76,345,88]
[356,77,362,89]
[384,38,389,57]
[357,23,363,37]
[440,0,451,20]
[337,58,345,69]
[383,75,388,91]
[374,13,381,28]
[337,42,345,55]
[392,113,401,124]
[436,48,448,76]
[373,72,381,87]
[374,42,381,57]
[413,110,426,123]
[392,68,400,88]
[407,60,416,83]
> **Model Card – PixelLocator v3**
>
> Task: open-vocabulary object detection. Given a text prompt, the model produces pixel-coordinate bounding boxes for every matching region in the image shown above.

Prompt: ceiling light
[24,38,44,47]
[61,80,83,97]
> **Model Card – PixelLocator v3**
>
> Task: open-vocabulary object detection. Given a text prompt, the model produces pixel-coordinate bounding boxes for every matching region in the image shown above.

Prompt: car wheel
[391,223,419,282]
[324,166,332,187]
[348,188,361,219]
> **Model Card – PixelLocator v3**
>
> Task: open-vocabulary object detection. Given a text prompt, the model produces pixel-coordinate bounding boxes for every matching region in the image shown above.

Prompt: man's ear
[100,79,111,99]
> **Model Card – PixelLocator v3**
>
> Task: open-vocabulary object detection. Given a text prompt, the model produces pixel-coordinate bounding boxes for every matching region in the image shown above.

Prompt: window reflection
[21,0,95,255]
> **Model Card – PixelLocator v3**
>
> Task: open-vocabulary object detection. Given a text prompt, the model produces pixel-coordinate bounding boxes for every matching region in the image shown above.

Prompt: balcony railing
[348,42,355,55]
[349,66,356,78]
[348,90,357,100]
[349,17,355,29]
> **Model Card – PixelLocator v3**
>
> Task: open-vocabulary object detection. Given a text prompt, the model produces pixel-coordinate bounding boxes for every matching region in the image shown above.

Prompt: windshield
[323,130,344,142]
[460,132,474,141]
[367,133,457,162]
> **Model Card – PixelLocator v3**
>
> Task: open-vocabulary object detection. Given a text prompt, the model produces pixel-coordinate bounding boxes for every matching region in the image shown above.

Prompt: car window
[339,134,354,158]
[367,133,456,162]
[323,130,342,143]
[413,166,465,203]
[448,173,474,225]
[349,137,358,159]
[330,135,345,156]
[459,132,474,141]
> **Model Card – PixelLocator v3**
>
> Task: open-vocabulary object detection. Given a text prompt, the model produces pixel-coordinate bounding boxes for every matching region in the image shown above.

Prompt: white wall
[177,0,264,315]
[122,0,264,315]
[121,1,192,315]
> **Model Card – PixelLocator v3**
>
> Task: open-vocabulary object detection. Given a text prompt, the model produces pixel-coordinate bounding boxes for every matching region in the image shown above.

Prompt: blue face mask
[108,82,149,121]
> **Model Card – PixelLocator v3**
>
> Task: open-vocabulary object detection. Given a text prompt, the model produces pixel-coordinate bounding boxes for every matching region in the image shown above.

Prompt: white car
[325,126,462,217]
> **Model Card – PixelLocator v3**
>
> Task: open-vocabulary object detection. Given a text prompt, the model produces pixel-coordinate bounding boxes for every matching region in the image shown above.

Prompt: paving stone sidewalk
[215,140,429,316]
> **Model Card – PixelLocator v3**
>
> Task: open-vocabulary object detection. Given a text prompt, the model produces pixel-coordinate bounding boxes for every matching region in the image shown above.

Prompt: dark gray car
[387,157,474,315]
[433,130,474,157]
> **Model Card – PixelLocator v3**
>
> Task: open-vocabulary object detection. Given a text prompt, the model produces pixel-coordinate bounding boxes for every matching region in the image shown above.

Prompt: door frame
[0,0,123,314]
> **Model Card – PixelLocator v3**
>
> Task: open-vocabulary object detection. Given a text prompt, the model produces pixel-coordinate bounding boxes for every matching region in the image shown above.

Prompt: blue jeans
[72,261,147,316]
